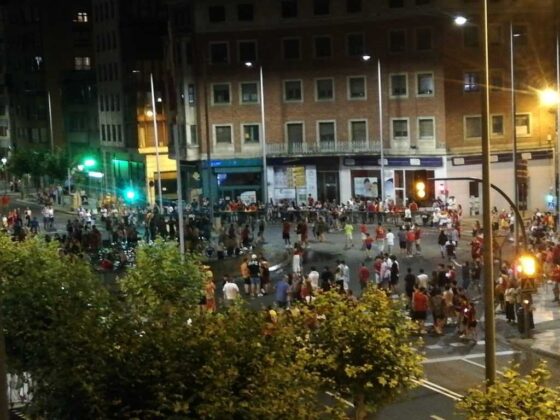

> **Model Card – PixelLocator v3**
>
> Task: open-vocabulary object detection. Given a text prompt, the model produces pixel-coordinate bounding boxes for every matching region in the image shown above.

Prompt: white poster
[353,177,379,198]
[305,166,317,200]
[240,191,257,205]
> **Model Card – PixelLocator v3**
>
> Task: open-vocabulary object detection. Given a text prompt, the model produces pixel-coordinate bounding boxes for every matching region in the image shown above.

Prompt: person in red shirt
[282,220,291,247]
[375,223,386,253]
[364,233,374,259]
[409,200,419,212]
[412,287,429,334]
[359,223,368,249]
[414,226,422,255]
[358,262,370,291]
[405,228,415,257]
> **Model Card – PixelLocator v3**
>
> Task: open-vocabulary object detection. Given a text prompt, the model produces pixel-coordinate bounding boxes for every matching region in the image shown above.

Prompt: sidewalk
[508,284,560,360]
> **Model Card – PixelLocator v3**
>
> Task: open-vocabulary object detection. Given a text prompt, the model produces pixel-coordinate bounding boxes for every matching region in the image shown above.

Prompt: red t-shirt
[413,292,428,312]
[358,266,370,283]
[375,227,385,239]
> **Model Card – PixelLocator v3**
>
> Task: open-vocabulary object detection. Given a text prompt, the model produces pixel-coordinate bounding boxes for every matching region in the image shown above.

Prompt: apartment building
[92,0,179,204]
[172,0,557,210]
[3,0,98,161]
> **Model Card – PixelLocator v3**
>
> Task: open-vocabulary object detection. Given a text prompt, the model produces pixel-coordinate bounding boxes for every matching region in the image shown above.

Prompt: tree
[457,362,560,419]
[304,289,424,419]
[44,150,70,182]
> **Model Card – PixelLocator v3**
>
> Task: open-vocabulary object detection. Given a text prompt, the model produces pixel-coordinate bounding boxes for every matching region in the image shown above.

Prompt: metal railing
[267,140,381,155]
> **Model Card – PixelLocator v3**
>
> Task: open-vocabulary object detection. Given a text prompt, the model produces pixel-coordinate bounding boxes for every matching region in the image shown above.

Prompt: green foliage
[44,151,70,181]
[0,236,422,419]
[457,362,560,420]
[118,239,205,311]
[305,289,424,418]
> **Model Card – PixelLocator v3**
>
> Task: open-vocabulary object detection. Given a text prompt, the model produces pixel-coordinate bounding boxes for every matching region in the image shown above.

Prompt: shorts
[400,241,406,249]
[282,233,290,240]
[244,277,251,285]
[412,311,427,321]
[366,244,372,250]
[251,276,260,286]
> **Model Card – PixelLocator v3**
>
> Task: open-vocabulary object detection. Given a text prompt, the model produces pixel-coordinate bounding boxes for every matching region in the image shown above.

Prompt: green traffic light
[126,190,135,200]
[83,158,96,167]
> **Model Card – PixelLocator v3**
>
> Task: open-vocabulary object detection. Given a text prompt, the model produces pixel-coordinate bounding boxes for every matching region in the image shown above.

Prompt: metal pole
[556,33,560,232]
[481,0,496,387]
[377,59,385,201]
[202,63,215,223]
[259,65,268,207]
[174,127,185,258]
[47,91,54,152]
[510,21,518,253]
[150,73,164,211]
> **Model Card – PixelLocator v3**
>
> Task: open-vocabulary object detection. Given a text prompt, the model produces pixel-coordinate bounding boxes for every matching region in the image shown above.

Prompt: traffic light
[516,254,538,292]
[83,157,96,168]
[124,188,137,203]
[412,170,428,202]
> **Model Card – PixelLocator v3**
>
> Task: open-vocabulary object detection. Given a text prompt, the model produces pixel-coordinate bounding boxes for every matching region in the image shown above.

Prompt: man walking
[248,254,262,297]
[223,276,240,307]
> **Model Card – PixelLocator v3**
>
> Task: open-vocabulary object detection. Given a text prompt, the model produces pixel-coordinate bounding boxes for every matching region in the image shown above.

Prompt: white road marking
[430,416,446,420]
[412,378,463,401]
[426,344,444,350]
[449,342,466,347]
[423,350,518,364]
[460,358,505,376]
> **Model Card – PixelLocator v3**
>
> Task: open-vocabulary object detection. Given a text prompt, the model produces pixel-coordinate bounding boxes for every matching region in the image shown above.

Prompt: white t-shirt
[308,270,320,289]
[417,273,429,289]
[223,282,240,300]
[386,232,395,246]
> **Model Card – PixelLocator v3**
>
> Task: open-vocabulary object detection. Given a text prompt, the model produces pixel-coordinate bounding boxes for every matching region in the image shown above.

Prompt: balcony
[267,140,381,156]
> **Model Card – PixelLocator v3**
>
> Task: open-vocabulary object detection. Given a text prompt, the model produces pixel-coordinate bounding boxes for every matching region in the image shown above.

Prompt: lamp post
[1,157,6,194]
[455,8,495,386]
[481,0,497,387]
[510,21,519,254]
[244,62,268,207]
[149,73,164,212]
[361,55,385,201]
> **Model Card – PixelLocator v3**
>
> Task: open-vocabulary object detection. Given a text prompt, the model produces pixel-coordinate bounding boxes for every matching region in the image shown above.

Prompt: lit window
[242,124,260,143]
[74,56,91,70]
[74,12,88,23]
[515,113,531,136]
[463,72,480,92]
[417,73,434,96]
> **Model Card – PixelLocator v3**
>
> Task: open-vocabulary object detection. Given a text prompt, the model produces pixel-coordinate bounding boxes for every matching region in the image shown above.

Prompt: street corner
[509,330,560,361]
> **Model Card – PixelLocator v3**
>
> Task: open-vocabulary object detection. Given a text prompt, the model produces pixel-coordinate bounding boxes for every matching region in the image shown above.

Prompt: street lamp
[1,157,6,194]
[149,73,164,212]
[361,55,385,202]
[244,61,268,206]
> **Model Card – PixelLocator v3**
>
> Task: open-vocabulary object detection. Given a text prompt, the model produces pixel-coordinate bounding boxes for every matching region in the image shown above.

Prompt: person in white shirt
[222,275,240,306]
[416,269,429,290]
[307,267,320,291]
[386,228,395,254]
[341,260,350,292]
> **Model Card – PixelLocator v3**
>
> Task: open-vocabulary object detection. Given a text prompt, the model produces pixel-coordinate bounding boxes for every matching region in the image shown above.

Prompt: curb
[508,337,560,361]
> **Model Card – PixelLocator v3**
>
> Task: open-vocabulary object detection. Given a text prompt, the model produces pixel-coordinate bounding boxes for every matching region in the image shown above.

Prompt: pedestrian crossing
[425,340,485,350]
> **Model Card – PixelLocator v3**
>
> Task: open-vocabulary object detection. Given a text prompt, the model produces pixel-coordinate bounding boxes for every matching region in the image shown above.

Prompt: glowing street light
[539,88,560,106]
[454,15,467,26]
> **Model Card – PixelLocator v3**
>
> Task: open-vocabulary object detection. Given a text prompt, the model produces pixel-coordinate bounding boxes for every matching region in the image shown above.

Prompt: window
[348,76,366,99]
[210,42,229,64]
[389,30,406,53]
[489,24,503,45]
[418,117,434,140]
[281,0,298,18]
[417,73,434,96]
[237,3,254,21]
[240,82,259,103]
[465,116,482,139]
[208,5,226,23]
[284,80,303,101]
[314,36,332,58]
[101,124,106,141]
[74,56,91,70]
[242,124,260,143]
[390,73,407,97]
[463,72,480,92]
[491,115,504,137]
[283,38,301,60]
[212,83,231,104]
[515,113,531,136]
[74,12,88,22]
[286,123,304,148]
[190,125,198,145]
[318,121,335,146]
[347,0,361,13]
[0,126,8,137]
[392,119,409,140]
[314,0,330,15]
[464,26,479,48]
[389,0,404,7]
[347,33,364,56]
[350,120,367,143]
[416,28,432,51]
[315,78,334,101]
[238,40,257,63]
[215,125,232,144]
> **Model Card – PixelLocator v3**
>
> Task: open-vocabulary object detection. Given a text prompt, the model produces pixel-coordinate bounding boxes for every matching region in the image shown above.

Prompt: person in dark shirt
[404,268,417,304]
[320,266,334,291]
[247,254,261,297]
